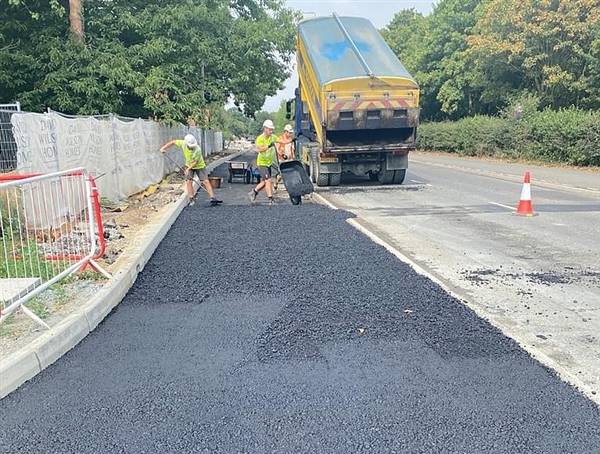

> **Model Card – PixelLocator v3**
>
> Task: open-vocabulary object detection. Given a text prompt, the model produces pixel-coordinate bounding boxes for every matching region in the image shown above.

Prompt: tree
[382,9,442,119]
[219,107,254,139]
[421,0,487,119]
[382,0,487,120]
[468,0,600,110]
[0,0,297,124]
[69,0,83,42]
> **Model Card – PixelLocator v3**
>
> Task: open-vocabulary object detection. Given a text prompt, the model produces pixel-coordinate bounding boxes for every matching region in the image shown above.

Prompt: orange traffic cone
[514,171,537,216]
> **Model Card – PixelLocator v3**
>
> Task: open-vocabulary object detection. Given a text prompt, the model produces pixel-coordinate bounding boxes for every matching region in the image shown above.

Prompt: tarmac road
[1,159,599,453]
[318,153,600,402]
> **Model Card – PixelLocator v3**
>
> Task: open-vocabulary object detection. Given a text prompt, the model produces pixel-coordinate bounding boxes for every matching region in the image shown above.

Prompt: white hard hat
[284,124,294,133]
[184,134,197,147]
[262,119,275,130]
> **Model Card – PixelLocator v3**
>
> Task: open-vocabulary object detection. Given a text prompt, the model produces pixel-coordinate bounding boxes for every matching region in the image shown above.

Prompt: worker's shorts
[186,168,208,181]
[257,166,272,180]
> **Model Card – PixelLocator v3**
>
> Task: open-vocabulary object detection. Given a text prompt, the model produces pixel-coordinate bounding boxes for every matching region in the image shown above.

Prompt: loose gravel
[1,159,599,453]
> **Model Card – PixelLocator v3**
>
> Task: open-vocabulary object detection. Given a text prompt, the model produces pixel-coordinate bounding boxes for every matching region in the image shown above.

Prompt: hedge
[417,108,600,167]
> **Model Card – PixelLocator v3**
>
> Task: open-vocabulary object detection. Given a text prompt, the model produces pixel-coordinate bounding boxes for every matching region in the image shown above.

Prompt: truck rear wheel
[312,152,341,186]
[316,172,329,186]
[378,170,395,184]
[314,159,328,186]
[328,172,341,186]
[315,172,341,186]
[378,169,406,185]
[394,169,406,184]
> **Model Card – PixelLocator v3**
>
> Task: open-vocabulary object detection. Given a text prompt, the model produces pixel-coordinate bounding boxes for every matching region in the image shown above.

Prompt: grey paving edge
[0,151,243,399]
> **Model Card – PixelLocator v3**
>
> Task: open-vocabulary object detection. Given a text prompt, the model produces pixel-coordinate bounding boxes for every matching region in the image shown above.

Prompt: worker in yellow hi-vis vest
[249,119,279,205]
[160,134,222,207]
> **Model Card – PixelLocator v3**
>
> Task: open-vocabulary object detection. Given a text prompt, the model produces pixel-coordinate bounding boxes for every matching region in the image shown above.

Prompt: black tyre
[328,172,341,186]
[316,173,329,187]
[393,169,406,184]
[314,161,329,186]
[378,161,406,184]
[378,169,396,184]
[290,196,302,205]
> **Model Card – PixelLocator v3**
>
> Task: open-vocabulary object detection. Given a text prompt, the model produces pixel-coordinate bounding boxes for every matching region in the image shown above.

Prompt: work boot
[248,190,257,203]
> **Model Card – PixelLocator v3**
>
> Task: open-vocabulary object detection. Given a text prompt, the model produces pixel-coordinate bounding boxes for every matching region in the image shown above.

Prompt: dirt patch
[0,150,238,361]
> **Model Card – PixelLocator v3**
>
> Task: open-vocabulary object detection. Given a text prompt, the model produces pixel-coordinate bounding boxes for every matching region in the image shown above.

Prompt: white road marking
[489,201,515,211]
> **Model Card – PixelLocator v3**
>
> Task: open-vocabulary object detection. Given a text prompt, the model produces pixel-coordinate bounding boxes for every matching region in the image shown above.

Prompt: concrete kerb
[0,150,244,400]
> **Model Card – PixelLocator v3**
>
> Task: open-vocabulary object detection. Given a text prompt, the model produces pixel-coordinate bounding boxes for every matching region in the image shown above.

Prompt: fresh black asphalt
[1,157,599,453]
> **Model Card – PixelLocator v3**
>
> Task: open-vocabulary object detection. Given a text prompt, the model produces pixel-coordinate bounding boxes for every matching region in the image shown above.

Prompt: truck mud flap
[279,160,314,197]
[385,153,408,170]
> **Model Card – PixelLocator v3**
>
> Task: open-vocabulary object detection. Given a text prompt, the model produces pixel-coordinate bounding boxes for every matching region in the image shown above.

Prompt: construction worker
[160,134,222,206]
[249,119,278,205]
[274,124,295,190]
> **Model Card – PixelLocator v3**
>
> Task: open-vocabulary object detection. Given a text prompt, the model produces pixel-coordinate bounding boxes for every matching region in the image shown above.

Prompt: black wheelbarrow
[279,160,314,205]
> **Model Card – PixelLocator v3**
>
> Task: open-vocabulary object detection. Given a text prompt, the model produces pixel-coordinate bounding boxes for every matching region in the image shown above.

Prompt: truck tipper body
[290,14,420,185]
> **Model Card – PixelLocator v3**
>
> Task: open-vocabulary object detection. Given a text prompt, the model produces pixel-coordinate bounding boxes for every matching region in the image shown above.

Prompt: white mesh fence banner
[10,112,223,202]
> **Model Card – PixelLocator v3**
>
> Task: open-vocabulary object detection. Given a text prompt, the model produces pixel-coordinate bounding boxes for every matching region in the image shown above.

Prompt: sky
[262,0,437,111]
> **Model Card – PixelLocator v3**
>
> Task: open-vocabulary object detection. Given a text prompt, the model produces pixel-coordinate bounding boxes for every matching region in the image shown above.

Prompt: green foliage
[0,203,73,280]
[24,298,50,319]
[380,8,427,78]
[418,115,511,157]
[62,269,107,283]
[0,241,70,280]
[498,92,541,121]
[268,99,293,132]
[1,205,20,238]
[469,0,600,112]
[416,121,456,153]
[382,0,486,120]
[215,108,243,140]
[418,107,600,167]
[1,0,297,124]
[525,109,600,166]
[381,0,600,121]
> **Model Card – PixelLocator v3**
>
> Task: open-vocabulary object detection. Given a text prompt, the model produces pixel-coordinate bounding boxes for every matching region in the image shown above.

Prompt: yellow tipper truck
[288,13,420,186]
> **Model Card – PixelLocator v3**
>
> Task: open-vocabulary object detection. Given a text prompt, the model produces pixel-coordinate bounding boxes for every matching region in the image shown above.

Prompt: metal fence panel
[0,169,110,328]
[0,103,21,172]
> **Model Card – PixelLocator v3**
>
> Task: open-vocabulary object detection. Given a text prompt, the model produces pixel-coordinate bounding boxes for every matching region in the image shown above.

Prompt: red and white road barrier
[0,168,110,327]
